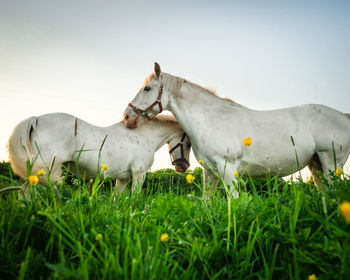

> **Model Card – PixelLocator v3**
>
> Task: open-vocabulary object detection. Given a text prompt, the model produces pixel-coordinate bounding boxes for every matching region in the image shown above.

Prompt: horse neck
[163,73,245,138]
[146,119,183,151]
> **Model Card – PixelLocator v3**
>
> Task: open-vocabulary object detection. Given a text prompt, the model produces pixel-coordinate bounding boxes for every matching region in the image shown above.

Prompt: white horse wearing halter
[6,112,191,198]
[123,63,350,198]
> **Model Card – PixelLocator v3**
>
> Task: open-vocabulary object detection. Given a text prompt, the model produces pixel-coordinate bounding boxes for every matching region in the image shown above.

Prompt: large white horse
[123,63,350,197]
[7,112,191,196]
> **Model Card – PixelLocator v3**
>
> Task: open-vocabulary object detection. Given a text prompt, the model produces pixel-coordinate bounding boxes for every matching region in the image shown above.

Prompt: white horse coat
[123,63,350,197]
[7,112,191,194]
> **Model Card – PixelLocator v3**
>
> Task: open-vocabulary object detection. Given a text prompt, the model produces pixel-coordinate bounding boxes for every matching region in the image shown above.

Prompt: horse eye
[144,86,151,92]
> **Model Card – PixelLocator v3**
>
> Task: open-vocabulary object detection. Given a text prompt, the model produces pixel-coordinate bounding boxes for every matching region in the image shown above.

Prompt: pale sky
[0,0,349,175]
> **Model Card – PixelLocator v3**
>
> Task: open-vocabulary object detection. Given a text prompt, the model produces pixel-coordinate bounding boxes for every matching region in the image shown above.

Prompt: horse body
[123,63,350,196]
[175,91,349,177]
[7,112,191,194]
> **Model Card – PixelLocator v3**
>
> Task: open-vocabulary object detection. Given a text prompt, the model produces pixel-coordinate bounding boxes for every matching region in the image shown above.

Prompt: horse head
[124,62,167,128]
[168,132,191,173]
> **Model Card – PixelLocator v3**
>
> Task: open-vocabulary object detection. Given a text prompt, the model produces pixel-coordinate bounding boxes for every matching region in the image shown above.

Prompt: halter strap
[128,84,163,121]
[169,132,190,166]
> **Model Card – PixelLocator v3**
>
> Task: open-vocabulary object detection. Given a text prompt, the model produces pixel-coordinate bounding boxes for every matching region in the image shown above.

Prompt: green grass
[0,162,349,279]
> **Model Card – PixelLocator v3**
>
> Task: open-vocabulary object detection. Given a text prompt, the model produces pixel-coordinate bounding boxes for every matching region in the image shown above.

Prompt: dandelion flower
[335,168,342,177]
[95,233,103,241]
[233,171,238,177]
[339,201,350,223]
[37,169,45,176]
[101,164,108,171]
[198,160,203,165]
[160,233,168,242]
[243,137,252,147]
[28,175,39,186]
[308,274,317,280]
[186,174,195,183]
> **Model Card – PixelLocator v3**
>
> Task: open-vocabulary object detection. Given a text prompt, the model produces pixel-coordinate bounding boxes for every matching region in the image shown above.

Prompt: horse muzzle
[123,112,139,128]
[175,162,189,173]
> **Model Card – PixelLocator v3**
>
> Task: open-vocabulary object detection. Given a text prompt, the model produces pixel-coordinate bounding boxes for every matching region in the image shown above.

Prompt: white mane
[162,73,235,104]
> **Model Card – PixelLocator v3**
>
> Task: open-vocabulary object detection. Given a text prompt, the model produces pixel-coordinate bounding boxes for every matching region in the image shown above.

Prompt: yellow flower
[339,201,350,223]
[95,233,103,241]
[101,164,108,171]
[335,168,342,177]
[308,274,317,280]
[28,175,39,186]
[186,174,195,183]
[160,233,168,242]
[243,137,252,147]
[37,169,45,176]
[233,171,238,177]
[198,160,203,165]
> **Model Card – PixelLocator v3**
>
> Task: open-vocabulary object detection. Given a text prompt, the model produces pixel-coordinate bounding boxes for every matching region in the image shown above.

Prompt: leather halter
[169,132,190,166]
[128,84,163,121]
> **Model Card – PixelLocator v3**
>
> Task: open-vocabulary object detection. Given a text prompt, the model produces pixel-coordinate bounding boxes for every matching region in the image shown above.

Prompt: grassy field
[0,162,349,280]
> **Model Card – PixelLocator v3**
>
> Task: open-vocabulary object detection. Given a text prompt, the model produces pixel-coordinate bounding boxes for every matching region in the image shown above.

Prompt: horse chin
[175,163,189,173]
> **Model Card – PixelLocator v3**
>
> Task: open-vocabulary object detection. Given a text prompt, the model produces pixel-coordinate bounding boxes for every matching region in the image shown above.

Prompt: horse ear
[154,62,161,78]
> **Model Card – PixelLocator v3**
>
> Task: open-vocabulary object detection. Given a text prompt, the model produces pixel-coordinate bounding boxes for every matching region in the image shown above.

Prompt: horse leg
[16,161,64,201]
[226,177,239,199]
[131,172,146,193]
[317,150,344,177]
[46,163,65,185]
[202,168,219,199]
[18,182,31,200]
[309,148,349,192]
[203,162,239,199]
[218,163,239,199]
[115,179,129,194]
[307,154,324,190]
[30,158,65,185]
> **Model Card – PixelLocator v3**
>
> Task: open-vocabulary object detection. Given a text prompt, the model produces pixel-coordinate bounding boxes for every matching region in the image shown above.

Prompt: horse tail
[6,117,38,180]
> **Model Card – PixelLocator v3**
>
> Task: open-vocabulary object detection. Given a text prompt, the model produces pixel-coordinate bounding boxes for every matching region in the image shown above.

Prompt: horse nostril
[183,163,189,172]
[175,165,184,173]
[175,163,189,173]
[124,113,129,121]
